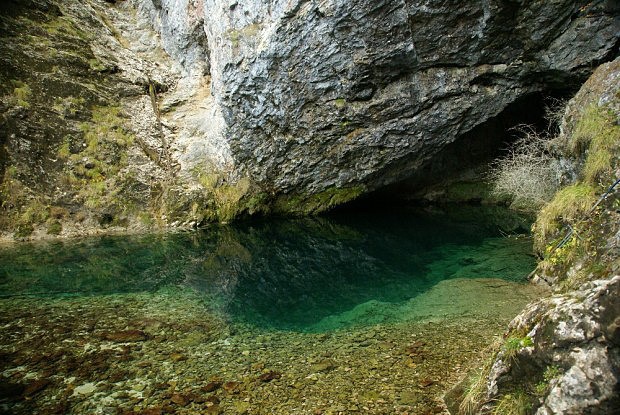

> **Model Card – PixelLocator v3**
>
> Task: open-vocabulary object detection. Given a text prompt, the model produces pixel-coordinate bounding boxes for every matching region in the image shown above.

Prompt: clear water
[0,206,535,332]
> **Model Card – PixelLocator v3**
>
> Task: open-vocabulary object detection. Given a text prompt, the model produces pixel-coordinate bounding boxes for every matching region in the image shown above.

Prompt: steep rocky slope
[1,0,618,239]
[449,58,619,415]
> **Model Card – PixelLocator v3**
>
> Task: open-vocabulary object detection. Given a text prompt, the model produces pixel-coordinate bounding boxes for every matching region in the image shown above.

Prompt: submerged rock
[311,359,336,373]
[103,330,149,342]
[258,370,282,383]
[202,381,222,393]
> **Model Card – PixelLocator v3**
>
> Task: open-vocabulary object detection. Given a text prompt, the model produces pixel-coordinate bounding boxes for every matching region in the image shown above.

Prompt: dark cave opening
[332,89,577,214]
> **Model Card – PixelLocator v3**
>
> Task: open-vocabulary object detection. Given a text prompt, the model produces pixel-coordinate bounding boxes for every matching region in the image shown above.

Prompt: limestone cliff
[1,0,618,238]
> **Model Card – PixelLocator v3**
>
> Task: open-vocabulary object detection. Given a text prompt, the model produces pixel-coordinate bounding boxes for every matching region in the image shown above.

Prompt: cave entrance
[333,89,576,213]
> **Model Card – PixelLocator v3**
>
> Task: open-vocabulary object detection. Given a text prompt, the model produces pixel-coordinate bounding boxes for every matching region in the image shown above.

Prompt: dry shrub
[489,126,563,210]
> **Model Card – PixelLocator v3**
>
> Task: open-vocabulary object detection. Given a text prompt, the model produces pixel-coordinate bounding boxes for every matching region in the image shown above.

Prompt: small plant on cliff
[492,390,532,415]
[502,335,534,362]
[535,365,562,395]
[489,127,563,210]
[571,105,619,185]
[7,80,32,108]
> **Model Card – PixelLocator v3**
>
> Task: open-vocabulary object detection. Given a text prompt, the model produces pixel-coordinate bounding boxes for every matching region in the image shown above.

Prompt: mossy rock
[273,186,365,215]
[46,219,62,235]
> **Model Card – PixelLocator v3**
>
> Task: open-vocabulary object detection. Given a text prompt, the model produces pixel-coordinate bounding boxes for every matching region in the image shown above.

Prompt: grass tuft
[502,336,534,362]
[571,105,620,185]
[458,339,502,415]
[492,390,532,415]
[532,183,597,252]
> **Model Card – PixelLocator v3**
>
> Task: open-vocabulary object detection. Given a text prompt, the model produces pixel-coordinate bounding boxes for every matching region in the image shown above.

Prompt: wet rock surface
[0,280,543,415]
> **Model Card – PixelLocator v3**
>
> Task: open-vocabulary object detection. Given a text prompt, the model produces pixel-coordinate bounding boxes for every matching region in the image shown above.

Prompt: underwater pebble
[103,330,148,342]
[258,370,282,382]
[202,381,222,392]
[311,359,336,373]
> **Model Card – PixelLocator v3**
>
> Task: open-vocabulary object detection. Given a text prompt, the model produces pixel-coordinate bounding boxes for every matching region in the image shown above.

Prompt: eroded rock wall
[214,0,618,198]
[0,0,618,239]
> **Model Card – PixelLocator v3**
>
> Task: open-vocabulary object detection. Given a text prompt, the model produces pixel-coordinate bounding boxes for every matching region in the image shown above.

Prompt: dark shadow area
[335,89,576,212]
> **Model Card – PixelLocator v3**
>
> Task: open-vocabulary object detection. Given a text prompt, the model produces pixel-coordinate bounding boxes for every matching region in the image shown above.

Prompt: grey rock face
[1,0,618,239]
[487,276,620,415]
[206,0,619,195]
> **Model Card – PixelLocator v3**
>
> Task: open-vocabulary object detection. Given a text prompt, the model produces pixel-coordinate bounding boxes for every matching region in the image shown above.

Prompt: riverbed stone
[73,382,97,397]
[103,330,148,343]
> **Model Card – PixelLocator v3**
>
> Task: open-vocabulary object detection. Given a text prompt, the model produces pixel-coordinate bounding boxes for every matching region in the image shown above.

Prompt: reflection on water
[0,206,535,331]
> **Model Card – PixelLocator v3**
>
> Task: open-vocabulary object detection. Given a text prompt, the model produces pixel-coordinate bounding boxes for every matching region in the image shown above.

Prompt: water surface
[0,206,535,331]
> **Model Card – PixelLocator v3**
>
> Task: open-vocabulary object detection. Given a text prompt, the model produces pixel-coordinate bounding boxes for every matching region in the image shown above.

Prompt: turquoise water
[0,206,535,331]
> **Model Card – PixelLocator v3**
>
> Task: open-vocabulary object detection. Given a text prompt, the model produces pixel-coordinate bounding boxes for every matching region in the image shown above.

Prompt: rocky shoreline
[0,280,545,415]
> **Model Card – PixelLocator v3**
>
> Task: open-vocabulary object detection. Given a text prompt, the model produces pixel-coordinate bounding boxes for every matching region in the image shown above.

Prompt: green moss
[226,24,261,48]
[43,16,88,40]
[14,223,34,238]
[0,166,35,231]
[46,219,62,235]
[333,98,346,108]
[52,96,86,118]
[88,58,107,72]
[59,106,137,222]
[535,365,562,395]
[572,106,620,185]
[138,211,154,227]
[273,186,365,215]
[185,167,257,223]
[502,335,533,361]
[212,177,251,222]
[243,192,269,215]
[57,139,71,159]
[10,80,31,108]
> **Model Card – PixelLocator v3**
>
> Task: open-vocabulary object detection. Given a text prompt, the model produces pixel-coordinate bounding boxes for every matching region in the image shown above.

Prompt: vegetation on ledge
[272,186,365,216]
